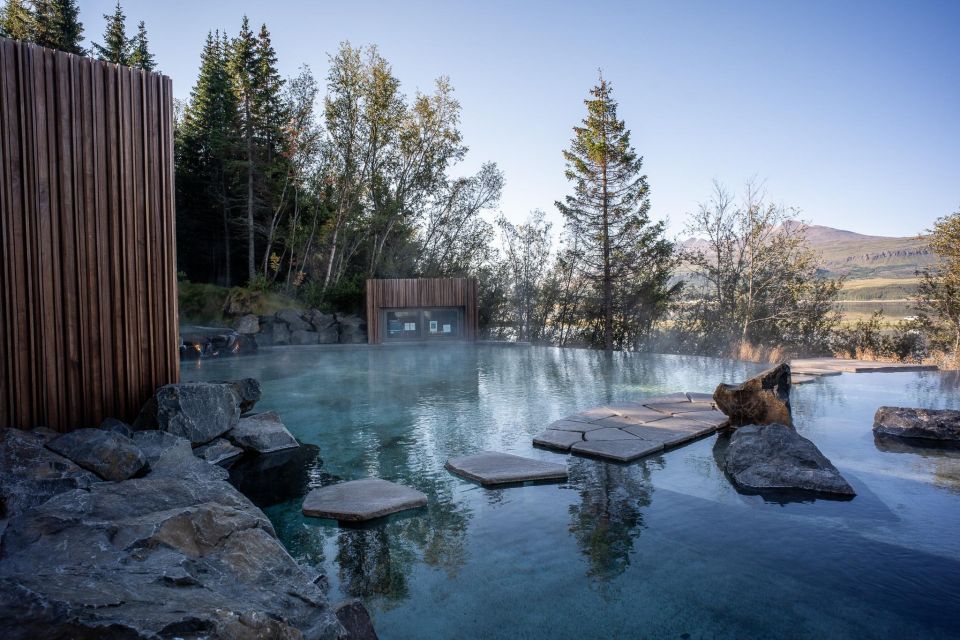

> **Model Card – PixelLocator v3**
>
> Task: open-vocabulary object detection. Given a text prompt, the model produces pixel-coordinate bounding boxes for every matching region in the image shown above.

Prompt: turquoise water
[183,345,960,639]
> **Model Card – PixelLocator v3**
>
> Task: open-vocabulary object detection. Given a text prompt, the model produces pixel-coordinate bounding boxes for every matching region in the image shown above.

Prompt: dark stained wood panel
[0,37,178,432]
[366,278,478,344]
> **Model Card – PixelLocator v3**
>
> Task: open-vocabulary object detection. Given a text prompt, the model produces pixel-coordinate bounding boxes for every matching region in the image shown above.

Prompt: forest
[3,1,958,365]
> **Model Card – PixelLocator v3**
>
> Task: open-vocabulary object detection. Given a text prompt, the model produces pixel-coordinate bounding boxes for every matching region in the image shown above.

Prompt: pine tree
[555,74,675,351]
[128,20,156,71]
[228,16,259,282]
[32,0,84,54]
[92,0,131,65]
[176,31,240,284]
[1,0,34,41]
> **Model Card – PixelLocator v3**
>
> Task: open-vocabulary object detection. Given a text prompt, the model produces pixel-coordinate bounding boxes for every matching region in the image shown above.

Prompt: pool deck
[790,357,938,375]
[533,392,729,463]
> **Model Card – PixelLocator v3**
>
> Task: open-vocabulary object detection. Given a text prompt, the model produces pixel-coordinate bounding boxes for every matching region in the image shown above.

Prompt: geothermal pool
[183,345,960,639]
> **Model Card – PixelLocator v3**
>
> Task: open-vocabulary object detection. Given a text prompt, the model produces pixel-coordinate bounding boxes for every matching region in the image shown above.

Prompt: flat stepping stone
[547,419,608,433]
[584,427,641,441]
[645,401,716,414]
[621,424,698,447]
[791,374,817,385]
[566,407,620,423]
[686,392,714,402]
[571,438,663,462]
[640,392,691,404]
[446,451,567,485]
[604,403,669,422]
[644,415,718,435]
[533,429,583,451]
[302,478,427,522]
[682,409,730,427]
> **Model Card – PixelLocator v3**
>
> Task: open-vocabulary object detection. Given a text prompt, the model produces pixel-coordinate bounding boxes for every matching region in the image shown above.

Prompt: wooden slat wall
[0,37,178,432]
[366,278,478,344]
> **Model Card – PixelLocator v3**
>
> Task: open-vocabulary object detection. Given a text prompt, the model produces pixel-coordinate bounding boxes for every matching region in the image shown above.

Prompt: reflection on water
[184,346,960,639]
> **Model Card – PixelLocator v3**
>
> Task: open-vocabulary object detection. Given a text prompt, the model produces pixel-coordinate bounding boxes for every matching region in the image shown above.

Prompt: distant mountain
[680,224,935,281]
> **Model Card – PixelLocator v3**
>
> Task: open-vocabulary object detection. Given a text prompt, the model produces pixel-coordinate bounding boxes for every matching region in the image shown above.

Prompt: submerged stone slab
[302,478,427,521]
[533,429,584,451]
[645,401,716,415]
[686,392,714,402]
[621,424,700,447]
[683,409,730,427]
[601,405,669,423]
[571,438,664,462]
[639,392,691,404]
[445,451,568,485]
[791,374,817,385]
[566,407,620,423]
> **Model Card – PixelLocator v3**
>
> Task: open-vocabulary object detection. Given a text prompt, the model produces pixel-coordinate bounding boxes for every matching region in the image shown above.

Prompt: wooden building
[0,38,179,432]
[365,278,478,344]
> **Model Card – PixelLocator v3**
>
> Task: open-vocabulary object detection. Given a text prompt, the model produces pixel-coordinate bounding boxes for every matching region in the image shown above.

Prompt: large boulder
[337,314,368,344]
[134,382,241,445]
[723,423,855,496]
[194,437,244,466]
[46,429,147,482]
[307,309,336,332]
[99,417,133,438]
[235,313,260,334]
[873,406,960,442]
[0,428,100,522]
[227,412,300,454]
[225,377,262,414]
[133,430,228,481]
[271,321,291,346]
[0,474,345,640]
[292,329,321,345]
[713,363,792,427]
[276,308,312,332]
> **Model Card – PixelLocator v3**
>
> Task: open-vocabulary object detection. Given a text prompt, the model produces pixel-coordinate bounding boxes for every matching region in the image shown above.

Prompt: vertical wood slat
[0,37,179,432]
[365,278,478,344]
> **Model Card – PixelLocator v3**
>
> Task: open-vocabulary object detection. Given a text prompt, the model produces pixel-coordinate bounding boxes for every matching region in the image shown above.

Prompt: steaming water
[183,345,960,639]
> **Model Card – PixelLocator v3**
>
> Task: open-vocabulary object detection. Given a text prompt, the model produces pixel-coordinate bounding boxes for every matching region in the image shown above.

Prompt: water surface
[184,345,960,639]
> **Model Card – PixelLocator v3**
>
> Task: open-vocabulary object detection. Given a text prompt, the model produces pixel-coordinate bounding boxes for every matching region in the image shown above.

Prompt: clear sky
[83,0,959,238]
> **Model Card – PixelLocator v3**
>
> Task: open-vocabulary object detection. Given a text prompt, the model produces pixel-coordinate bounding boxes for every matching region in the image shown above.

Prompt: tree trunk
[222,203,231,287]
[245,99,255,283]
[602,156,613,351]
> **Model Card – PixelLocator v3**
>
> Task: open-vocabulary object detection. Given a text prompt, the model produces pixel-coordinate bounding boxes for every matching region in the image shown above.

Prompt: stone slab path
[302,478,427,522]
[533,392,729,463]
[791,357,938,375]
[446,451,568,485]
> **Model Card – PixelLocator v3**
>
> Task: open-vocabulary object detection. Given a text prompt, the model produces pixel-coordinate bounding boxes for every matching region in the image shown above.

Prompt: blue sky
[83,0,959,238]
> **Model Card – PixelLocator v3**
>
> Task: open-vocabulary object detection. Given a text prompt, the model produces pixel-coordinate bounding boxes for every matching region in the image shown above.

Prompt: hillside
[679,224,936,323]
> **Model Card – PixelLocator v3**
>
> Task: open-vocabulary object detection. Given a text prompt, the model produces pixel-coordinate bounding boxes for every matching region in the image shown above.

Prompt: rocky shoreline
[0,380,377,640]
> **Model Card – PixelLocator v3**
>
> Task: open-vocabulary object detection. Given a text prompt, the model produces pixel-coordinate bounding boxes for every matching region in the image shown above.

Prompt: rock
[195,437,244,465]
[0,474,345,640]
[318,324,340,344]
[0,428,100,521]
[30,426,60,441]
[276,308,312,332]
[445,451,568,486]
[225,377,262,414]
[222,287,262,316]
[271,321,291,346]
[134,382,241,445]
[713,363,793,427]
[227,411,299,454]
[228,444,323,508]
[292,329,321,345]
[307,309,336,332]
[133,430,228,481]
[99,417,133,438]
[334,600,379,640]
[337,314,367,344]
[873,406,960,442]
[45,428,147,482]
[235,313,260,334]
[302,478,428,522]
[723,423,855,496]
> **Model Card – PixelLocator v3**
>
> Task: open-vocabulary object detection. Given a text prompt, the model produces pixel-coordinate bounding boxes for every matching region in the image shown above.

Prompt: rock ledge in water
[723,423,855,496]
[873,406,960,442]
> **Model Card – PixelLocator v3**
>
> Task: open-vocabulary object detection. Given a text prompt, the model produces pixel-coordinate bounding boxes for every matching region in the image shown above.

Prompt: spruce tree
[32,0,85,54]
[128,20,155,71]
[92,1,131,65]
[228,16,259,282]
[555,74,674,351]
[1,0,33,41]
[176,31,239,284]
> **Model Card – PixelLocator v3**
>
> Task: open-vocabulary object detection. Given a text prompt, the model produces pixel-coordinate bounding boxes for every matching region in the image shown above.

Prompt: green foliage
[1,0,34,41]
[914,209,960,355]
[555,74,677,350]
[831,310,926,362]
[32,0,84,54]
[128,20,155,71]
[91,1,131,64]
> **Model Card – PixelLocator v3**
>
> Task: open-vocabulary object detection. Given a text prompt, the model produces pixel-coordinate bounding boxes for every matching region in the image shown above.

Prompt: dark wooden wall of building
[0,38,179,432]
[366,278,478,344]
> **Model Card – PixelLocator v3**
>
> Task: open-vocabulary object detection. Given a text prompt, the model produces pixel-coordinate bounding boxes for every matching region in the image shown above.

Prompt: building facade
[365,278,479,344]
